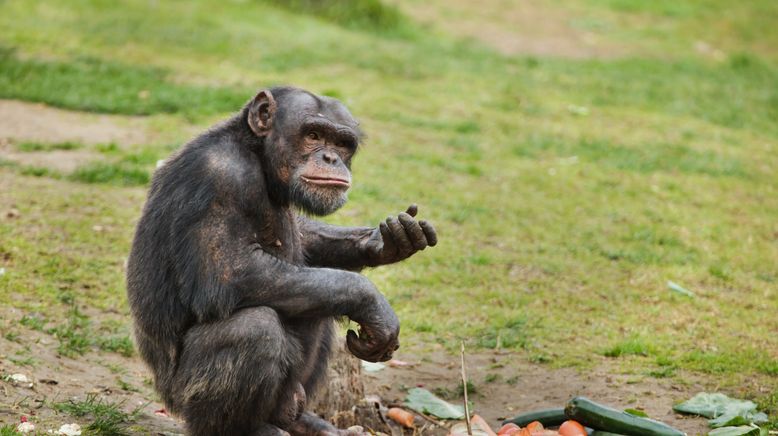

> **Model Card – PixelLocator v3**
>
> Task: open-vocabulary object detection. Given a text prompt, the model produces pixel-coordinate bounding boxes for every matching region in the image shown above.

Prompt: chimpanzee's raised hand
[363,204,437,267]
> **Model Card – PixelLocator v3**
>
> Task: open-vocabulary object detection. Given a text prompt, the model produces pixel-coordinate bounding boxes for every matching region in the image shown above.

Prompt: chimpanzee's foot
[272,382,307,429]
[287,412,366,436]
[251,422,291,436]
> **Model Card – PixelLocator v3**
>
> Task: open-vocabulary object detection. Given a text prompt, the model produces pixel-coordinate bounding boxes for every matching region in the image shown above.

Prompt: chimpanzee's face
[248,89,361,216]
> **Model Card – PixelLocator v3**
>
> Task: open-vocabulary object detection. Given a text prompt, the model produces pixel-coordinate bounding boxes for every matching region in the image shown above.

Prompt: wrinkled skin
[126,86,436,436]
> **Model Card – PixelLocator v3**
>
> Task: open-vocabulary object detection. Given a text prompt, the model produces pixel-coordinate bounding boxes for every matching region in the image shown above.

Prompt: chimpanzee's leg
[286,320,365,436]
[172,306,303,436]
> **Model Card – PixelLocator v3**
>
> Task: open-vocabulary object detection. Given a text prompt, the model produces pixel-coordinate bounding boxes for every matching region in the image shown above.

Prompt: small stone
[17,422,35,433]
[10,373,30,384]
[57,423,82,436]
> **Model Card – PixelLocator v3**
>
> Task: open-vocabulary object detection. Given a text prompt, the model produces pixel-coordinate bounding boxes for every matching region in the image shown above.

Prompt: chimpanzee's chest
[254,208,304,265]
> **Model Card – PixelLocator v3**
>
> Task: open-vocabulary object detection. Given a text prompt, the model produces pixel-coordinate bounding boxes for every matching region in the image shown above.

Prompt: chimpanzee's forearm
[231,247,383,320]
[297,217,374,270]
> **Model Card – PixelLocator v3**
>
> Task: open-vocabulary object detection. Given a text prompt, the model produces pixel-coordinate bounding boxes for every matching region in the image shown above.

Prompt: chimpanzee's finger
[398,212,427,251]
[386,216,413,255]
[346,329,373,361]
[378,221,396,255]
[419,220,438,246]
[405,204,418,217]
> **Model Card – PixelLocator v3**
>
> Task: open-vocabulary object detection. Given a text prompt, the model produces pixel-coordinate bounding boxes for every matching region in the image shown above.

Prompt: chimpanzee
[126,86,437,436]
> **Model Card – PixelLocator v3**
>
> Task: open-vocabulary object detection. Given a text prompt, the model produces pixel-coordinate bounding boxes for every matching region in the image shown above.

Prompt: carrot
[386,407,415,428]
[497,423,521,435]
[526,421,544,432]
[471,414,497,436]
[558,420,586,436]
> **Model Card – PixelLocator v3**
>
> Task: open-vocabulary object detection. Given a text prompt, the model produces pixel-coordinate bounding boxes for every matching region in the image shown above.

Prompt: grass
[14,141,82,152]
[0,47,246,116]
[266,0,412,35]
[0,0,776,419]
[0,425,22,436]
[53,394,141,436]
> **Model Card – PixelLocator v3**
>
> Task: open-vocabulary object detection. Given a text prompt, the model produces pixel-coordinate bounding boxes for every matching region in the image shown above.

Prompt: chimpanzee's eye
[306,131,320,141]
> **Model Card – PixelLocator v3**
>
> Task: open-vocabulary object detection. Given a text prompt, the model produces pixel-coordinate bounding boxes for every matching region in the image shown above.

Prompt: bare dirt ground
[367,344,710,434]
[391,0,627,58]
[0,321,710,435]
[0,100,154,173]
[0,308,185,435]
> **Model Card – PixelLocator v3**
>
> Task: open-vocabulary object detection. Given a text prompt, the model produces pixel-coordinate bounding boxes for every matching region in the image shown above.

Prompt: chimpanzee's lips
[301,175,351,188]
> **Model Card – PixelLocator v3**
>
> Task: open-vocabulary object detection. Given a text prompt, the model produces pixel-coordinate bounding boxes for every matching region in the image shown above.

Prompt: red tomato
[497,423,521,435]
[558,420,587,436]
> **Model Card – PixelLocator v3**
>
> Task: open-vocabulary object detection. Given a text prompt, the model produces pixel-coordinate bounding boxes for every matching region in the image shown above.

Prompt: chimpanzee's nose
[322,151,338,165]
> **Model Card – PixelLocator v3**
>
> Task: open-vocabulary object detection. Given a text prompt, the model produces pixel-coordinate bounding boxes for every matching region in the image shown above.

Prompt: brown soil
[0,99,156,173]
[0,100,149,146]
[392,0,626,58]
[365,344,711,435]
[0,309,184,435]
[1,319,710,435]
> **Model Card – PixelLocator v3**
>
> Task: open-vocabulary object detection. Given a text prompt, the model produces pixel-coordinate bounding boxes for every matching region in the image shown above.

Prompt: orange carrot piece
[387,407,415,428]
[471,414,498,436]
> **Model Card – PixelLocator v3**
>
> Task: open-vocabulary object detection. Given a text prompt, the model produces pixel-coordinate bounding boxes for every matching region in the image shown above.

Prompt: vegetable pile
[492,396,684,436]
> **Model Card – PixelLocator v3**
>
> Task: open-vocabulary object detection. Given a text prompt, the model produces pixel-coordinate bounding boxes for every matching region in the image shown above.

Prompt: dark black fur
[126,87,437,435]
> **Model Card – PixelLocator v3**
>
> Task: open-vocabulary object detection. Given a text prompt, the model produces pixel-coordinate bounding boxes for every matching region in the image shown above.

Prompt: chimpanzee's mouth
[301,176,351,188]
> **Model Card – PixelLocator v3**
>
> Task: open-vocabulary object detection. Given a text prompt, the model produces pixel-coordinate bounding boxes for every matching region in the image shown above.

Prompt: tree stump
[309,340,393,432]
[309,339,365,423]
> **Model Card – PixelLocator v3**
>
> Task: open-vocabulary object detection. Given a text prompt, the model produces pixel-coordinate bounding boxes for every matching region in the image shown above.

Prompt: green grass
[266,0,412,35]
[602,337,657,358]
[69,162,150,186]
[0,0,777,413]
[53,394,141,436]
[14,141,82,152]
[0,47,245,116]
[0,425,22,436]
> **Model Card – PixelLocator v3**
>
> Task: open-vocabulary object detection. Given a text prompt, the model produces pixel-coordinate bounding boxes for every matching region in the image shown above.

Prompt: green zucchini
[565,397,684,436]
[502,408,567,427]
[591,432,628,436]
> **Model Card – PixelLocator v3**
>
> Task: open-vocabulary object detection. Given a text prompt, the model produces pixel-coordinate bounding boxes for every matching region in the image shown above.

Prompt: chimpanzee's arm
[230,246,399,362]
[298,204,437,270]
[297,218,374,270]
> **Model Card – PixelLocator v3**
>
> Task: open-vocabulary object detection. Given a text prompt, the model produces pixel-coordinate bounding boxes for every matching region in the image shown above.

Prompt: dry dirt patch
[0,99,157,172]
[365,345,710,434]
[393,0,626,58]
[0,100,150,146]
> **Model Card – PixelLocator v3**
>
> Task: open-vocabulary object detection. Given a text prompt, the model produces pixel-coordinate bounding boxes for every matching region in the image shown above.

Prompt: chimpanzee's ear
[248,90,276,136]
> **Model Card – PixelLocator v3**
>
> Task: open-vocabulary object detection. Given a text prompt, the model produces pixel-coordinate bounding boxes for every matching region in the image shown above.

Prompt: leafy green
[667,280,695,297]
[673,393,768,428]
[707,425,762,436]
[624,408,649,417]
[403,387,465,419]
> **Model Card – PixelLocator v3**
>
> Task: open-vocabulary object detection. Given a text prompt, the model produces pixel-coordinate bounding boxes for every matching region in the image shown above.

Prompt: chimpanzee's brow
[301,118,360,144]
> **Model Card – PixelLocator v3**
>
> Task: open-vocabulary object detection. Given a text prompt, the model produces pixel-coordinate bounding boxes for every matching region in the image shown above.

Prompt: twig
[461,341,472,436]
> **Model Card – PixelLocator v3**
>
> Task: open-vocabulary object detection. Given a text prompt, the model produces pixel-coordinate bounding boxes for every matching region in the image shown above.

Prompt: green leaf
[624,408,649,417]
[708,425,761,436]
[673,392,768,428]
[403,387,465,419]
[710,412,768,428]
[667,280,696,297]
[360,361,386,372]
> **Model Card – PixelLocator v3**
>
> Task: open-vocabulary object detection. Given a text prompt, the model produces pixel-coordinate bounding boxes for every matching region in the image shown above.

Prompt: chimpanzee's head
[247,87,362,216]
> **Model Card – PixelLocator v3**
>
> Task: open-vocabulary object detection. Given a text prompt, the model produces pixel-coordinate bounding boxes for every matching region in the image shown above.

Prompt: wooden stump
[309,340,394,432]
[309,339,365,423]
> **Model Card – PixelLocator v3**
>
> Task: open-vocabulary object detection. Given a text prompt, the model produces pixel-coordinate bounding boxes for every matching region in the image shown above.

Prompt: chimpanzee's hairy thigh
[169,306,333,435]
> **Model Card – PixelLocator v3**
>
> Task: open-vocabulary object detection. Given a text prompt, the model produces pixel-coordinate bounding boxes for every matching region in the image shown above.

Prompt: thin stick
[461,341,472,436]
